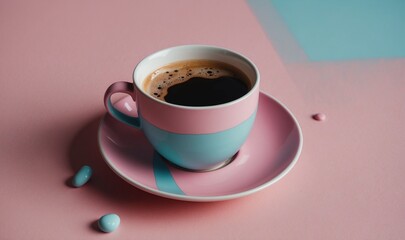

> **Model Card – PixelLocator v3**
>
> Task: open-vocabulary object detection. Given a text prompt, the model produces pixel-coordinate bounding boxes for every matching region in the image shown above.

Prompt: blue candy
[98,213,120,233]
[71,165,93,187]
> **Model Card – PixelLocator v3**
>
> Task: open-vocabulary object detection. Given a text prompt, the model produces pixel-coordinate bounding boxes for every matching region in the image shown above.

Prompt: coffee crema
[143,60,251,106]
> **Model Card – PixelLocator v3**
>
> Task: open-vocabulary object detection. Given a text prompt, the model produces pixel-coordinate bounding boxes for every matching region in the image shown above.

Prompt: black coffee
[144,60,251,106]
[165,76,248,106]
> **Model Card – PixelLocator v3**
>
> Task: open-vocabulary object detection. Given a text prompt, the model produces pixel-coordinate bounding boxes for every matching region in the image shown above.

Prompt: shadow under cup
[105,45,260,171]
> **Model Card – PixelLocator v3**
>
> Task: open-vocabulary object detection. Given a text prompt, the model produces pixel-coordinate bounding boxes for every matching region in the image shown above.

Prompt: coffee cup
[104,45,260,171]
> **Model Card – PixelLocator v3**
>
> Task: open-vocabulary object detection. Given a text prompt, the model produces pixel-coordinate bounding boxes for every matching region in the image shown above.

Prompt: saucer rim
[98,91,303,202]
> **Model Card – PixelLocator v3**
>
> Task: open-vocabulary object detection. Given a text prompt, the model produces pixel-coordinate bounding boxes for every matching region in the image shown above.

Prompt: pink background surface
[1,0,404,239]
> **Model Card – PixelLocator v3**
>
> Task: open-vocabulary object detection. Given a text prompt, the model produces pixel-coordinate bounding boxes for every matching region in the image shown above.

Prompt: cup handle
[104,81,141,128]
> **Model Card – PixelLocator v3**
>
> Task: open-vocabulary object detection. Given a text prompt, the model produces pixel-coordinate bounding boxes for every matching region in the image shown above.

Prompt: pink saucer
[98,92,303,201]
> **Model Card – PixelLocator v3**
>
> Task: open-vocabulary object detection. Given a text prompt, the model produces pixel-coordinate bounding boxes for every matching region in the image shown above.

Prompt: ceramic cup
[104,45,260,171]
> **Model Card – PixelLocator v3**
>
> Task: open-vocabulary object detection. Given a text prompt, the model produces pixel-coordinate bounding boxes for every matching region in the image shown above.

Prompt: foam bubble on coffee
[143,60,246,102]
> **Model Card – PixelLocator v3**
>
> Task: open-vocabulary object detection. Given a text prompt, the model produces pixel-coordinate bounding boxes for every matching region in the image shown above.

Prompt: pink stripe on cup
[136,86,259,134]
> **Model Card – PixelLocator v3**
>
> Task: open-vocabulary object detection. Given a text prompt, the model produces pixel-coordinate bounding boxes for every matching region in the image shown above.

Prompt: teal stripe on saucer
[152,152,185,195]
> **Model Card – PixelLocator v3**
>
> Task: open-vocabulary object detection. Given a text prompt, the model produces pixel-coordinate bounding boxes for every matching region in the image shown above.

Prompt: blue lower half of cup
[141,111,257,171]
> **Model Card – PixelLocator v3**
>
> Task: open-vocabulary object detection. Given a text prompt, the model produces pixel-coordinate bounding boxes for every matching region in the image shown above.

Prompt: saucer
[98,92,303,201]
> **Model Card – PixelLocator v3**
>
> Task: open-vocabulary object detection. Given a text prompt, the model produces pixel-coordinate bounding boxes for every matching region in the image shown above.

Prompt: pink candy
[312,113,326,121]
